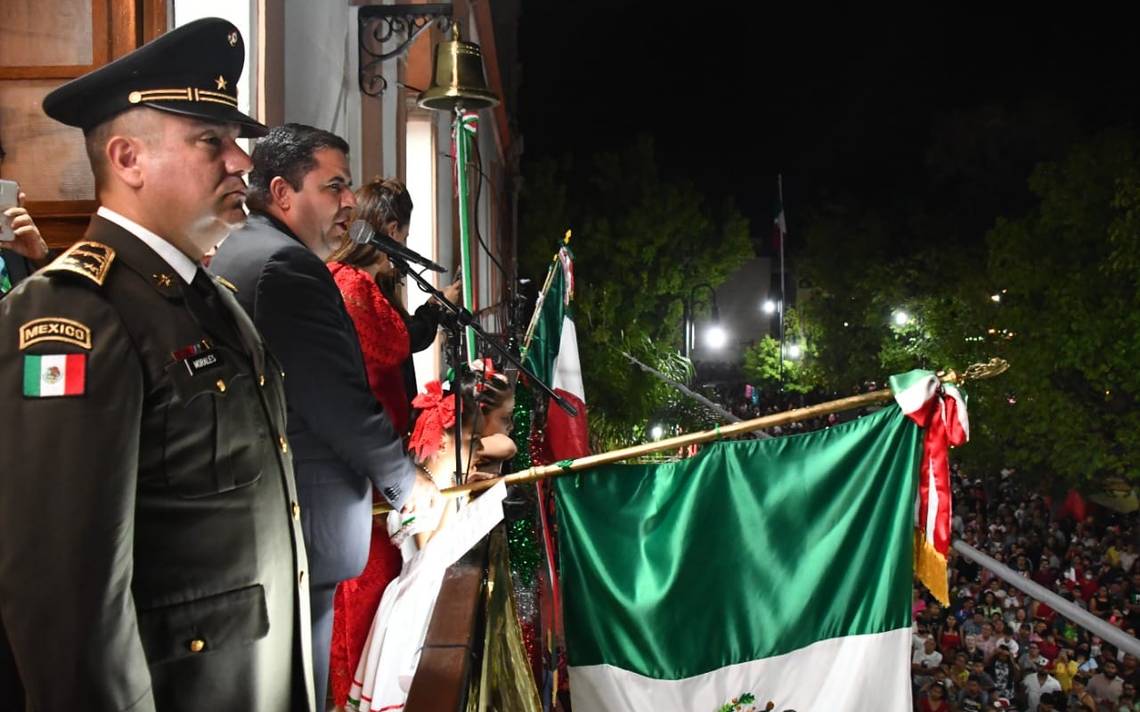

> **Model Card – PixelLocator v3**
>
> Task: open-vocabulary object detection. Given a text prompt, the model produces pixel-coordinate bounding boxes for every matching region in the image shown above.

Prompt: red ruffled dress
[327,262,412,707]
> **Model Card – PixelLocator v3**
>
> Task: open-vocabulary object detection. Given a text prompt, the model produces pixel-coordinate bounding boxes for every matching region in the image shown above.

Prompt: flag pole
[457,109,478,361]
[520,234,566,358]
[777,174,786,388]
[375,358,1009,514]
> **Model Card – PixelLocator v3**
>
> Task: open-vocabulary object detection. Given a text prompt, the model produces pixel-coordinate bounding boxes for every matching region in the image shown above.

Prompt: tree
[520,137,752,447]
[971,131,1140,486]
[741,309,824,394]
[797,131,1140,487]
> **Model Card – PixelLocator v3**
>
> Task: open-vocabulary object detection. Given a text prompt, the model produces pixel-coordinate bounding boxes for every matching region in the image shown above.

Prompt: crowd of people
[911,467,1139,712]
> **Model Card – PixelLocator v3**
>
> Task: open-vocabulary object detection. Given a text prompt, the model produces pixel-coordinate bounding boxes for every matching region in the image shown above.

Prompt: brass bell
[417,22,499,112]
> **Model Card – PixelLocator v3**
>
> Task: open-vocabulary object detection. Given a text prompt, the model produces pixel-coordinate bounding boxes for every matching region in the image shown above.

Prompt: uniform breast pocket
[164,347,269,498]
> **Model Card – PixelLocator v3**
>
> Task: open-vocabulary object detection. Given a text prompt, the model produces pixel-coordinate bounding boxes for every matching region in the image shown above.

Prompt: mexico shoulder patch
[19,318,92,350]
[23,354,86,398]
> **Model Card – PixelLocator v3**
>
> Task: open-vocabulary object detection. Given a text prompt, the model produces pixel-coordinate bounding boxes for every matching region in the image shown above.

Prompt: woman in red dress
[325,178,459,709]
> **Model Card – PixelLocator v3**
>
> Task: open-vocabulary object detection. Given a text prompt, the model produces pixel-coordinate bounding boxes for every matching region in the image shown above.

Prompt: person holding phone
[0,182,49,296]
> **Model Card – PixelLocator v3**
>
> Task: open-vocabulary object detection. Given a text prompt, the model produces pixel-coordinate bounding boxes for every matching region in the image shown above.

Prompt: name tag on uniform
[172,339,221,377]
[183,350,222,377]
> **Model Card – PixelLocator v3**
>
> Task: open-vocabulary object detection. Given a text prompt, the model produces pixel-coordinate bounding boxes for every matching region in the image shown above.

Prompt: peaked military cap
[43,17,267,138]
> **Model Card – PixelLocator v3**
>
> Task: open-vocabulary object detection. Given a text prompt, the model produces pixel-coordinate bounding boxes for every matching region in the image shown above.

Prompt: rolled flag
[523,244,588,460]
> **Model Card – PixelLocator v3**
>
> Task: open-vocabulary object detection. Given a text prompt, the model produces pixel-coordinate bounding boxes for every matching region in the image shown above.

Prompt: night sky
[517,5,1140,247]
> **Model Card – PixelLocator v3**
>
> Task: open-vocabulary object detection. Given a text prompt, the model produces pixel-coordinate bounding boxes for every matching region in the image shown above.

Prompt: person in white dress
[348,364,514,711]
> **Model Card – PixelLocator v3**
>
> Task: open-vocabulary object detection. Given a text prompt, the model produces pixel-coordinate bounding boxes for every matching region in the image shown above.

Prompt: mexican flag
[555,371,966,711]
[523,244,588,460]
[23,354,86,398]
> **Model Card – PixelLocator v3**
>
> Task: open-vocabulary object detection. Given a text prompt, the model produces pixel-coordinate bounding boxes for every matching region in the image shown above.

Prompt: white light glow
[705,325,728,350]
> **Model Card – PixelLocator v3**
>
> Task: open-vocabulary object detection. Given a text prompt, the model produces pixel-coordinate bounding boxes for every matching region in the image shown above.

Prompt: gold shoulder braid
[41,241,116,286]
[214,275,239,293]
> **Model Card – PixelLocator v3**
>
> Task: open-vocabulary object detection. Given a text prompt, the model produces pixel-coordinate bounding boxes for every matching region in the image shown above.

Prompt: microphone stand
[388,254,578,485]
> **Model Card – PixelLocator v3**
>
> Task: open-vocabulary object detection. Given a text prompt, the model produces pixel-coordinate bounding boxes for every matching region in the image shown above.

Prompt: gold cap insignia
[19,318,93,351]
[227,31,238,47]
[215,75,227,91]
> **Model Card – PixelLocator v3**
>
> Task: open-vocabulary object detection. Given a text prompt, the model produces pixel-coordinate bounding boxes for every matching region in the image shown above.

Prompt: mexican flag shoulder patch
[23,354,87,398]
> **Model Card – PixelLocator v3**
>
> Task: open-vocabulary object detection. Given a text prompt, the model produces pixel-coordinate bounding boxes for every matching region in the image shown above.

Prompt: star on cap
[41,18,265,137]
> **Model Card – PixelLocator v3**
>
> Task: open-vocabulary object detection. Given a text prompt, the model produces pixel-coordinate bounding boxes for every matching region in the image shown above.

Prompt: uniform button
[258,373,266,387]
[189,638,206,653]
[291,501,301,520]
[215,379,226,393]
[279,435,288,454]
[299,570,305,584]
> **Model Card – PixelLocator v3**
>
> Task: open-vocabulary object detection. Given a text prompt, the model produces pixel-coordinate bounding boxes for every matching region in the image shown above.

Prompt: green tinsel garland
[510,383,534,471]
[507,517,541,588]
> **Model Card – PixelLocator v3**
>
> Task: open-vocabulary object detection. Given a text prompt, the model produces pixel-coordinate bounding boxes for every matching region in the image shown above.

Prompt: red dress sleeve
[329,263,412,434]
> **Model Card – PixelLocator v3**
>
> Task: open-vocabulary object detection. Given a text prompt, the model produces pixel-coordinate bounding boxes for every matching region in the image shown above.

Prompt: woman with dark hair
[347,369,514,711]
[328,178,461,407]
[325,178,460,708]
[940,614,963,655]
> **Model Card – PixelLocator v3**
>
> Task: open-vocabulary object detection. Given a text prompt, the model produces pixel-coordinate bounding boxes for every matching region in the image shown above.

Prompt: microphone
[348,219,446,273]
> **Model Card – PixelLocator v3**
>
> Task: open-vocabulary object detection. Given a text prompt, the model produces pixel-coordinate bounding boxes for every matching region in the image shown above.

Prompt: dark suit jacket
[402,300,444,401]
[209,212,414,586]
[0,217,313,711]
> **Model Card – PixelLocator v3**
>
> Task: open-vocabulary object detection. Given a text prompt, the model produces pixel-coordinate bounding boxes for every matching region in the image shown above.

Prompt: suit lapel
[214,283,266,375]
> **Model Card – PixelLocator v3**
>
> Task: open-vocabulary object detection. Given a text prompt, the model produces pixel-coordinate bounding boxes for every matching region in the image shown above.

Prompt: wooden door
[0,0,166,248]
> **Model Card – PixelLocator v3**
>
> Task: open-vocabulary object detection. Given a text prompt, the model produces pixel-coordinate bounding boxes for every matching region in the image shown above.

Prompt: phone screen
[0,180,20,242]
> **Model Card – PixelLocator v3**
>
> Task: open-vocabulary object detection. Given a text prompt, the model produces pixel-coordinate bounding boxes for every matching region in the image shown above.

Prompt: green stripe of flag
[23,355,41,397]
[555,405,920,680]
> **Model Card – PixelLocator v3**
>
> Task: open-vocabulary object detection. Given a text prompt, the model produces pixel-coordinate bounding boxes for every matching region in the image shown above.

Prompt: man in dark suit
[0,19,313,711]
[209,123,439,707]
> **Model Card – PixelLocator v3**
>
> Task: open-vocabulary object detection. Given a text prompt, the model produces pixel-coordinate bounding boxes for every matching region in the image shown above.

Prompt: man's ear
[269,175,293,211]
[105,135,145,189]
[383,219,399,238]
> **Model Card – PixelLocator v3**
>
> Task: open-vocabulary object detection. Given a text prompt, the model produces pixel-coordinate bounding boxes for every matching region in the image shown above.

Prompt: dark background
[517,5,1140,248]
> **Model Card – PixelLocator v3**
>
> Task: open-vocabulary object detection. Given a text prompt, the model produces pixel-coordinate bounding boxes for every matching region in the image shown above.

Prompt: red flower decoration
[408,380,457,461]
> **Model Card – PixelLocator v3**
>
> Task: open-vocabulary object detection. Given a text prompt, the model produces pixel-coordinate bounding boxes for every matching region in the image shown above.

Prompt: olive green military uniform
[0,217,315,711]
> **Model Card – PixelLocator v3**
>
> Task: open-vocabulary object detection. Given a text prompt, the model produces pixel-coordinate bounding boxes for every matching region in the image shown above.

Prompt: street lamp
[683,283,726,359]
[785,343,802,360]
[892,310,910,327]
[705,324,728,350]
[650,424,664,440]
[762,298,778,315]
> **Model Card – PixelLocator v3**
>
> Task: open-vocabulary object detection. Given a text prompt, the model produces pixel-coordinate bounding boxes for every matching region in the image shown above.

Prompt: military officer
[0,19,313,712]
